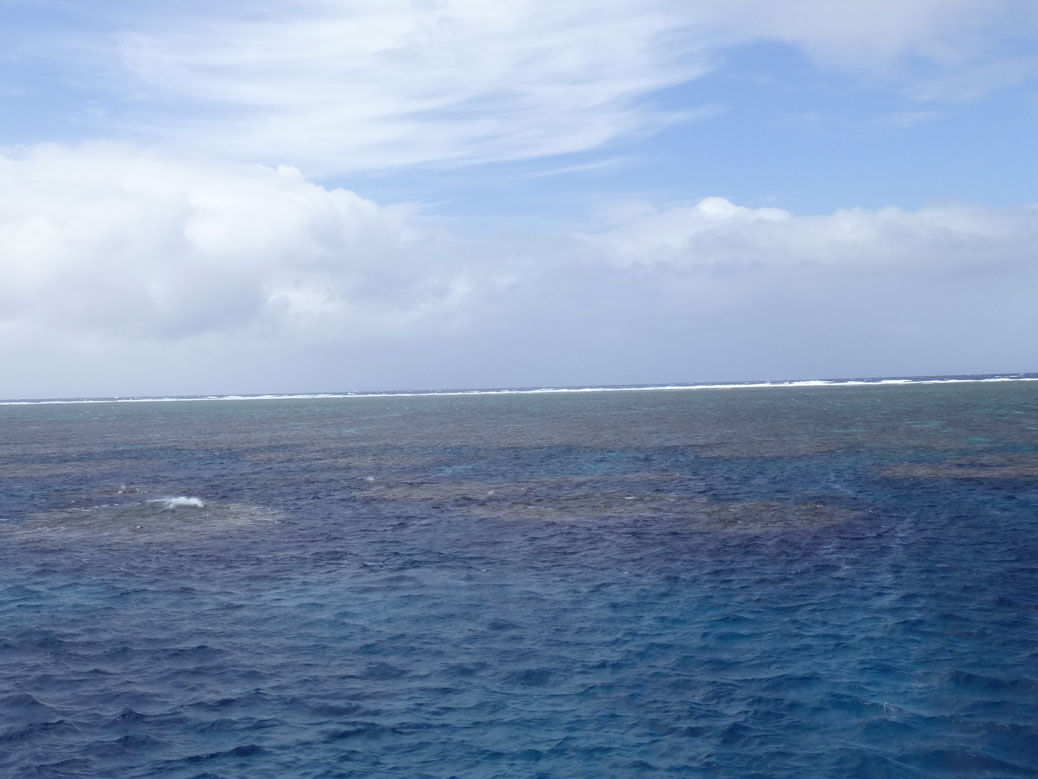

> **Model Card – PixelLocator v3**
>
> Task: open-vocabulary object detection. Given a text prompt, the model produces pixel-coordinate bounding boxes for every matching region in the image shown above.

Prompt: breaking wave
[148,496,206,510]
[1,372,1035,406]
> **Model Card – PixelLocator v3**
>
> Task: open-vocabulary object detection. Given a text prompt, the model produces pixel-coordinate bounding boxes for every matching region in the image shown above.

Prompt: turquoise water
[1,383,1037,777]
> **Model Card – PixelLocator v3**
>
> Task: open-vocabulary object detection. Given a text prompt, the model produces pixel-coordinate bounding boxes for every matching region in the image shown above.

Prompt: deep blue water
[1,382,1037,777]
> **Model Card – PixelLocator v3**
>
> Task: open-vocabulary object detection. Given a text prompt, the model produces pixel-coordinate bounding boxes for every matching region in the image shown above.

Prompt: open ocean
[1,376,1037,778]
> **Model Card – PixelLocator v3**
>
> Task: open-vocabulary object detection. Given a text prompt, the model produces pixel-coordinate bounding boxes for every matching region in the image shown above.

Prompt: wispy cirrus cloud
[110,1,711,175]
[37,0,1027,175]
[904,55,1038,102]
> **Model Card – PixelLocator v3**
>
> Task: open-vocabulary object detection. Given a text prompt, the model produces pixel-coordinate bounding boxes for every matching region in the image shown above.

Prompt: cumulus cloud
[0,144,453,342]
[586,197,1038,275]
[2,145,1035,396]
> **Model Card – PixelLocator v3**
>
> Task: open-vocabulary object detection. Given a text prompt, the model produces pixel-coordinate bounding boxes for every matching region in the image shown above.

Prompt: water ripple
[1,384,1036,776]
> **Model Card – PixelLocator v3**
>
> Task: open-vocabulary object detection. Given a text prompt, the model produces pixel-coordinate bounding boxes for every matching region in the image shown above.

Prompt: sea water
[1,380,1036,777]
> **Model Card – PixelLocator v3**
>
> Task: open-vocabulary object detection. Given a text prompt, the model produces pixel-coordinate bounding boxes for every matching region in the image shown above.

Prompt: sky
[1,0,1037,398]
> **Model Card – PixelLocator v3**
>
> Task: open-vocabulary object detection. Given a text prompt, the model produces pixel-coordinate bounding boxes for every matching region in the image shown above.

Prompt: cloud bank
[0,145,428,342]
[2,145,1035,397]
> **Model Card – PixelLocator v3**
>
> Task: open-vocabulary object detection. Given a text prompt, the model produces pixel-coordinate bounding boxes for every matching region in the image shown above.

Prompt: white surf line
[2,376,1036,407]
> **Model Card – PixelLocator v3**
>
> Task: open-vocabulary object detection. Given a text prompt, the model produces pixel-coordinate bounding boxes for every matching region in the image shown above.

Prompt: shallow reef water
[1,382,1037,777]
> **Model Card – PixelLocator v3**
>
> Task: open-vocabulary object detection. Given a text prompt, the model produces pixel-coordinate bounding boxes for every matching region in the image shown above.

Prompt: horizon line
[2,372,1036,407]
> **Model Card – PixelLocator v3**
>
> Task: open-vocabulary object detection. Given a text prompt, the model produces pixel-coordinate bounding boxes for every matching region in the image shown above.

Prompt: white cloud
[1,146,1035,396]
[112,1,710,175]
[55,0,1033,174]
[585,197,792,262]
[587,197,1038,275]
[0,144,442,341]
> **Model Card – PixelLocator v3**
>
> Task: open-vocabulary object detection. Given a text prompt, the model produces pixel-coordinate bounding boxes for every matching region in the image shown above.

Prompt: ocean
[1,377,1037,777]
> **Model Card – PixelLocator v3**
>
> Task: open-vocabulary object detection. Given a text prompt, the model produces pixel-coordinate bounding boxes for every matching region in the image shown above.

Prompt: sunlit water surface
[1,383,1037,777]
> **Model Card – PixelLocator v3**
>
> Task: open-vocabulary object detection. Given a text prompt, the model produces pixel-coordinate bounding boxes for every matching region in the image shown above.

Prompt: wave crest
[149,497,206,510]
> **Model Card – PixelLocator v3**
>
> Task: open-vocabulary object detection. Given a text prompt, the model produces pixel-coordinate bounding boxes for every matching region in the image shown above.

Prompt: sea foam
[149,496,206,510]
[1,372,1037,406]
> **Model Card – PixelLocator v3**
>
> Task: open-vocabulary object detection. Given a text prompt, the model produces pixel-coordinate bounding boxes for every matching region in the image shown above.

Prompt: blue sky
[1,1,1037,397]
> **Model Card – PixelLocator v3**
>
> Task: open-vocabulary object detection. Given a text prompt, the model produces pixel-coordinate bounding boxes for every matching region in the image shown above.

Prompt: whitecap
[2,373,1036,406]
[149,496,206,510]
